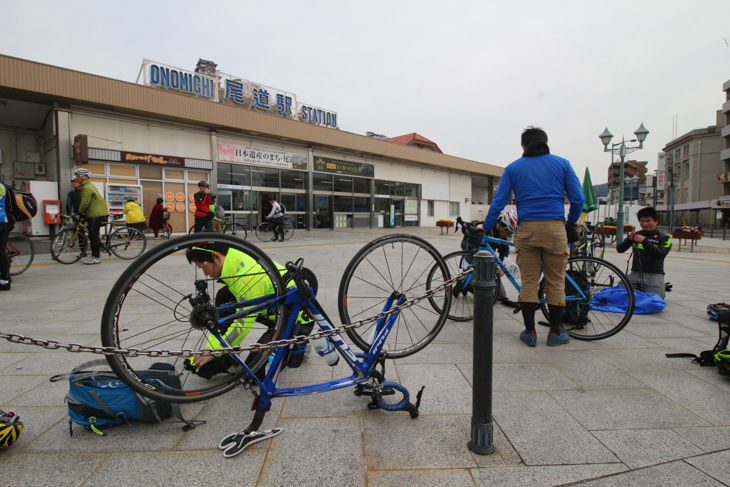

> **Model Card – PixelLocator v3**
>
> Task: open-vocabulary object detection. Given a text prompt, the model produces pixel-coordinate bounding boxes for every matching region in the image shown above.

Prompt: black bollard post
[467,250,496,455]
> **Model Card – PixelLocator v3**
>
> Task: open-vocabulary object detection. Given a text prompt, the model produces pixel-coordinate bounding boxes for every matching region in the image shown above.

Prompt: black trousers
[86,216,107,259]
[0,221,14,281]
[194,216,213,233]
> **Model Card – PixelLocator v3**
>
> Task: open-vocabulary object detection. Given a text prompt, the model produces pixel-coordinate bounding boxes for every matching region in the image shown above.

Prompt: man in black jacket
[616,207,672,298]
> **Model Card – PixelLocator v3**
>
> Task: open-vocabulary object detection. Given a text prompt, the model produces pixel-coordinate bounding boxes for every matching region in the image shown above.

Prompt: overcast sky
[2,0,729,185]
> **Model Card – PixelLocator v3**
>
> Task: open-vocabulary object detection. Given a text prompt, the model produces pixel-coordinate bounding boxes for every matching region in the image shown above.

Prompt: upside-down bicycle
[100,233,454,457]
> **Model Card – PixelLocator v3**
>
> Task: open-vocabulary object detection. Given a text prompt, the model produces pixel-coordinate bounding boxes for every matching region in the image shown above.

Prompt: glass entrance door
[314,195,332,229]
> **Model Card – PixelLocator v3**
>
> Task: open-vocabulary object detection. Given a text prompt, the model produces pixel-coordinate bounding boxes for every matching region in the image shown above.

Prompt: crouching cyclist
[184,242,314,379]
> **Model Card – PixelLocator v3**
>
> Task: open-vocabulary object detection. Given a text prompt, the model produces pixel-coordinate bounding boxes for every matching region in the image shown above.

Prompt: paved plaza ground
[1,227,729,486]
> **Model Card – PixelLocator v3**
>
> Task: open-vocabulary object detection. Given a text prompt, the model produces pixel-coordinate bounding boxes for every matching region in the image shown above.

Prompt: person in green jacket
[75,168,109,265]
[184,242,313,379]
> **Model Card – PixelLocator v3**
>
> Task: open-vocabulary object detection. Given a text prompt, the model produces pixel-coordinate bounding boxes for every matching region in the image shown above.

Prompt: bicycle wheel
[428,251,475,322]
[255,222,275,242]
[50,229,87,264]
[223,222,247,240]
[591,231,605,260]
[108,227,147,259]
[538,256,635,340]
[282,222,294,241]
[101,233,289,403]
[188,225,195,234]
[164,223,172,239]
[7,233,34,275]
[338,234,451,358]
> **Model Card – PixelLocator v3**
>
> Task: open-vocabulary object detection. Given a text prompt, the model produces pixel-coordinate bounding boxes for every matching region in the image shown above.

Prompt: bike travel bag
[50,359,186,435]
[7,187,38,222]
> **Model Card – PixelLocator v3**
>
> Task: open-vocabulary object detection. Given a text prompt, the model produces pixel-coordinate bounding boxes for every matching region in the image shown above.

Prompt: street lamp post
[599,123,649,242]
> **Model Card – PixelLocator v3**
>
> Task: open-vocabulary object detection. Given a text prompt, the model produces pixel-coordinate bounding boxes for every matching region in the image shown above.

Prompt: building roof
[0,54,501,177]
[386,133,442,153]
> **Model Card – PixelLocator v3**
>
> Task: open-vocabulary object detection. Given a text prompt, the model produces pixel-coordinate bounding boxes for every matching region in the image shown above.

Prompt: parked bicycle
[255,218,294,242]
[51,214,147,264]
[101,233,453,456]
[6,233,34,275]
[188,215,248,239]
[570,222,605,260]
[429,217,635,340]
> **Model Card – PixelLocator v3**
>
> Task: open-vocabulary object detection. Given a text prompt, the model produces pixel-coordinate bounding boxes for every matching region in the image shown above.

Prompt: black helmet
[268,194,276,201]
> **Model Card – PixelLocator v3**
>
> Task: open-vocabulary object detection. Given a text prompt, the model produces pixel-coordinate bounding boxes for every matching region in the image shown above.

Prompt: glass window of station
[217,162,307,229]
[374,180,420,227]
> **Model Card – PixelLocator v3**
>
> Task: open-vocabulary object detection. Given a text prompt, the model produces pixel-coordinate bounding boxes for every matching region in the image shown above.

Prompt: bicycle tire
[282,222,294,241]
[427,251,475,322]
[7,233,34,276]
[255,222,274,242]
[338,234,451,358]
[50,228,87,264]
[188,225,195,234]
[101,233,289,403]
[164,223,172,239]
[108,227,147,259]
[538,256,635,340]
[223,222,247,240]
[591,231,605,260]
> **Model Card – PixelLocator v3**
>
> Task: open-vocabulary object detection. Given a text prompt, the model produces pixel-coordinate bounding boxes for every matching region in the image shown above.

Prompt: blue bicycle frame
[212,282,407,407]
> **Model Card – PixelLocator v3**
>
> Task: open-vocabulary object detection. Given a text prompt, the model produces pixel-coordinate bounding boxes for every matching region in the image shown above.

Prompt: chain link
[0,269,471,358]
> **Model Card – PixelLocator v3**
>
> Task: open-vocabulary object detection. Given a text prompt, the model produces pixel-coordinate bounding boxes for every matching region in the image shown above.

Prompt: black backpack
[667,310,730,368]
[7,186,38,222]
[279,203,286,214]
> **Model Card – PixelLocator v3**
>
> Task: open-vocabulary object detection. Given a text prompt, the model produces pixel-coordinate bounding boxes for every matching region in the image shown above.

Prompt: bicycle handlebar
[454,216,484,237]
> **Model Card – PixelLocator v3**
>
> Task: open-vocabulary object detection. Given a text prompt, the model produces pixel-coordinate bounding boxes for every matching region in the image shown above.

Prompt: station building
[0,54,503,235]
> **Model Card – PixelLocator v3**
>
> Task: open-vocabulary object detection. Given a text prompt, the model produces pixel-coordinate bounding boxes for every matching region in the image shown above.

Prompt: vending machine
[106,183,143,216]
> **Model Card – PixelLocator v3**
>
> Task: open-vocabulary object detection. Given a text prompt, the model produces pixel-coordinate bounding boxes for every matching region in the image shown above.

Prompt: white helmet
[498,209,518,233]
[74,168,91,177]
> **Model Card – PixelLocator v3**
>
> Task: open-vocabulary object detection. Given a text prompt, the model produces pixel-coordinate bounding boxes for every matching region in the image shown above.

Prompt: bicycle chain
[0,269,471,358]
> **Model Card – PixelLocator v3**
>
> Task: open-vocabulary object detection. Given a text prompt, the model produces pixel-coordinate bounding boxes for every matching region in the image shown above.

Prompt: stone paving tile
[647,336,719,352]
[550,389,711,430]
[259,417,365,486]
[6,377,69,407]
[532,350,646,390]
[392,342,473,365]
[590,348,706,371]
[629,371,730,426]
[395,363,472,415]
[492,392,619,465]
[457,362,579,392]
[470,421,524,468]
[673,426,730,453]
[686,369,730,394]
[470,463,628,487]
[1,406,68,451]
[575,460,726,486]
[363,414,478,470]
[0,375,48,407]
[599,329,664,350]
[0,452,108,486]
[86,450,268,486]
[591,428,704,469]
[684,450,730,485]
[369,468,477,487]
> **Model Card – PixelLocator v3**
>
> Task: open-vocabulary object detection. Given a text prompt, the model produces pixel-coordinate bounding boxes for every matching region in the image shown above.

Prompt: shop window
[353,196,369,213]
[165,169,185,180]
[85,162,106,175]
[449,201,460,217]
[334,195,353,212]
[374,180,390,195]
[109,164,136,177]
[391,182,404,197]
[374,198,390,213]
[403,183,419,198]
[353,177,370,194]
[251,167,279,187]
[313,173,333,191]
[334,177,353,193]
[138,165,162,179]
[281,170,306,190]
[427,200,434,217]
[218,163,251,186]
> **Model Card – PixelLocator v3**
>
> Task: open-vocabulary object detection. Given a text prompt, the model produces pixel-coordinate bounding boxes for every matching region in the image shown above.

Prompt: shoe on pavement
[519,330,536,347]
[0,282,10,291]
[547,331,570,346]
[500,298,519,308]
[81,257,101,265]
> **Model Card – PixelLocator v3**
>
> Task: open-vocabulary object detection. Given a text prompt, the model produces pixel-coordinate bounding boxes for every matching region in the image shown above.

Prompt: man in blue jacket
[0,181,15,291]
[481,127,584,347]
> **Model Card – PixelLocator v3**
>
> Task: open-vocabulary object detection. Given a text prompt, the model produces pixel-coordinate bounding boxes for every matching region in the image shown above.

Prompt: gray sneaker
[547,331,570,346]
[81,257,101,265]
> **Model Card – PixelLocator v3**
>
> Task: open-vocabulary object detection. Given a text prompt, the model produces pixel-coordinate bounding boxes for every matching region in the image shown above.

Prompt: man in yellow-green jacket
[75,168,108,265]
[184,242,313,379]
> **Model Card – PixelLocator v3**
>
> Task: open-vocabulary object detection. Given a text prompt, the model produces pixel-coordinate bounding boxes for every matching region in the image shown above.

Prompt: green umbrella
[582,167,598,214]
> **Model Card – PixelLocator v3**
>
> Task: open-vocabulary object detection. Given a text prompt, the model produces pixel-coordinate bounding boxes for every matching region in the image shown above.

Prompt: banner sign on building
[120,151,185,167]
[657,152,666,191]
[74,134,89,165]
[218,142,308,170]
[139,59,338,129]
[313,156,374,178]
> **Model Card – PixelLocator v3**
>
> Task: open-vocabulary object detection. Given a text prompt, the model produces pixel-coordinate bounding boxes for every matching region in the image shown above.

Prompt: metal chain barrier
[0,269,471,358]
